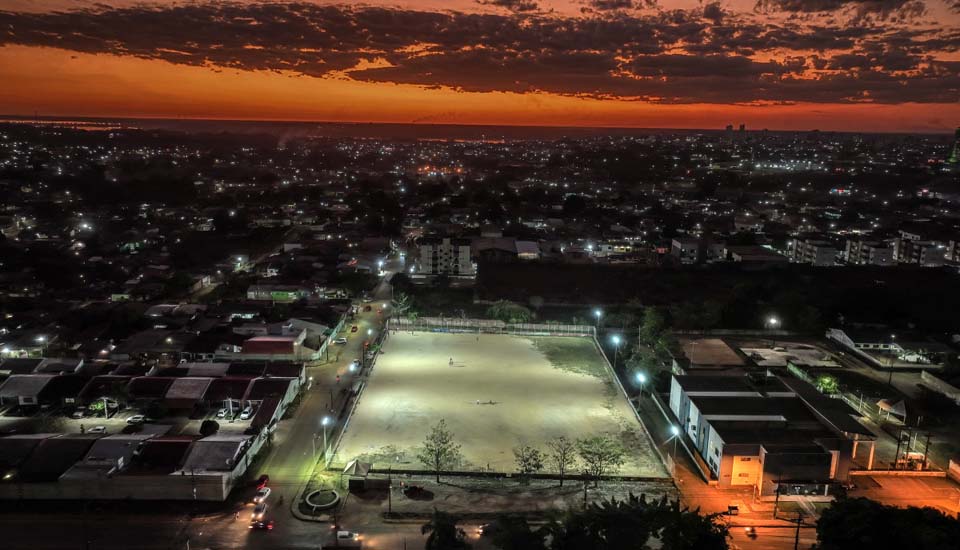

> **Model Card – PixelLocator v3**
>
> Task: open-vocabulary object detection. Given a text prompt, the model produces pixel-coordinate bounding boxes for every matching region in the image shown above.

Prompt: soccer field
[332,332,668,477]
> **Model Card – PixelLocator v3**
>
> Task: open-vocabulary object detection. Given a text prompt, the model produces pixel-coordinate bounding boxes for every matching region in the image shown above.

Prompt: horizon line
[0,113,955,137]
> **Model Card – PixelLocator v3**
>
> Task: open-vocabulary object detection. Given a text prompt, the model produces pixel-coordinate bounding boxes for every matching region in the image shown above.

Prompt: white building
[671,237,699,264]
[843,240,894,266]
[789,238,837,266]
[415,237,476,277]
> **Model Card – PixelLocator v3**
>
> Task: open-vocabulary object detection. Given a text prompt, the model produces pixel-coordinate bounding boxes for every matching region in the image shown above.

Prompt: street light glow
[611,334,621,346]
[670,425,680,437]
[322,416,331,427]
[594,309,602,318]
[768,317,779,326]
[636,372,647,384]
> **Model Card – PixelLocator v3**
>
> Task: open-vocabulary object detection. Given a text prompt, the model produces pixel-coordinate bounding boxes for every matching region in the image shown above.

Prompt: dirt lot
[333,332,667,477]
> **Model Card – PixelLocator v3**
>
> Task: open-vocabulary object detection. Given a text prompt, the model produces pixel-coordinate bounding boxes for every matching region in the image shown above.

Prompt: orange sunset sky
[0,0,958,132]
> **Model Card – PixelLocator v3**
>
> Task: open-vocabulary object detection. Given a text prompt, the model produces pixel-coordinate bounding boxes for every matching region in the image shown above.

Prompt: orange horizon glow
[2,46,956,134]
[1,1,958,133]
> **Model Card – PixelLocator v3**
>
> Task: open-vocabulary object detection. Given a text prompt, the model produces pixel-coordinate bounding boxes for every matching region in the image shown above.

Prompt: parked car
[350,325,359,333]
[477,522,502,537]
[216,408,228,419]
[125,414,145,425]
[88,426,107,434]
[240,406,254,420]
[71,407,87,419]
[251,502,268,521]
[249,520,274,531]
[337,531,361,542]
[255,474,270,489]
[253,487,271,504]
[334,337,348,345]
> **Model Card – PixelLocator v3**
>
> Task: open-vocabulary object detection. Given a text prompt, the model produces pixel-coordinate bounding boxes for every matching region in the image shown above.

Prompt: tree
[639,307,666,344]
[577,435,626,487]
[421,509,471,550]
[490,516,546,550]
[547,436,577,487]
[655,498,729,550]
[529,296,545,310]
[536,493,729,550]
[392,292,414,316]
[817,497,960,550]
[512,444,544,483]
[486,300,533,323]
[199,420,220,437]
[416,419,463,483]
[815,374,839,395]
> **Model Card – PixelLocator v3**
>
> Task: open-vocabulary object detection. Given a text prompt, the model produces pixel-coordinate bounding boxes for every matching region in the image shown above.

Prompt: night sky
[1,0,958,131]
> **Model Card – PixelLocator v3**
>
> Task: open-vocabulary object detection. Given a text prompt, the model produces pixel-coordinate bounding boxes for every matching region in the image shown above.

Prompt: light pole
[36,335,46,357]
[636,372,647,397]
[321,416,331,460]
[610,335,622,370]
[593,309,602,330]
[670,425,680,458]
[377,260,384,276]
[765,316,779,348]
[888,334,897,386]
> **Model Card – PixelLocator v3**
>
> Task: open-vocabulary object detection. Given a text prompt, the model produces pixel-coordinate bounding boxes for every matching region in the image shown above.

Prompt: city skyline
[1,0,959,133]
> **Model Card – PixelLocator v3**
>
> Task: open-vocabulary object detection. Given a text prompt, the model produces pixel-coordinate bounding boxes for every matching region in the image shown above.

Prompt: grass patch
[531,337,607,379]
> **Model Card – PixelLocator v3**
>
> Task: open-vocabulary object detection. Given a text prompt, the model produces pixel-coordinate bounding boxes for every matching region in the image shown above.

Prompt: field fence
[389,317,595,337]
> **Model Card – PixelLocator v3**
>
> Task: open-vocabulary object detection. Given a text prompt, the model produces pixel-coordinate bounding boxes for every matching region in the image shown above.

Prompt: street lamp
[610,334,622,370]
[765,316,779,348]
[888,334,897,385]
[635,372,647,396]
[670,425,680,459]
[593,309,602,329]
[320,416,332,459]
[377,259,384,274]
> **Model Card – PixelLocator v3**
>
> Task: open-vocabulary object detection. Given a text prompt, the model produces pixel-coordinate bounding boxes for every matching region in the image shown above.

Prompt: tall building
[844,240,894,266]
[950,127,960,164]
[415,237,476,277]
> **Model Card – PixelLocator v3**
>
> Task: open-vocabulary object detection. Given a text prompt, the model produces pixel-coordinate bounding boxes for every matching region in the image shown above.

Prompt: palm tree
[421,509,470,550]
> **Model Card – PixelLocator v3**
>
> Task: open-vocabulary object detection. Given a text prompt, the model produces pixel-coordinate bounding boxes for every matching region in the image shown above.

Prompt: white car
[334,337,348,345]
[251,502,268,521]
[216,408,228,419]
[337,531,360,541]
[125,415,146,425]
[253,487,271,504]
[239,407,254,420]
[88,426,107,434]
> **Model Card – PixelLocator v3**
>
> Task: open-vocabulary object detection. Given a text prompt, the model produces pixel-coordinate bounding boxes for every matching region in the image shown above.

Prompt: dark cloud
[586,0,638,9]
[0,2,956,105]
[755,0,925,19]
[702,2,724,24]
[477,0,540,12]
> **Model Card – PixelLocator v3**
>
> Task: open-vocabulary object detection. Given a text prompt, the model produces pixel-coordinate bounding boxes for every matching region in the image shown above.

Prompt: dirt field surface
[333,332,667,477]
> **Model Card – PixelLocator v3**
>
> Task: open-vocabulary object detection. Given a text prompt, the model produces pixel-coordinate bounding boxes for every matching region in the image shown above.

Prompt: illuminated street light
[765,315,780,348]
[670,425,681,459]
[610,334,623,370]
[593,308,602,329]
[636,372,647,396]
[317,416,332,459]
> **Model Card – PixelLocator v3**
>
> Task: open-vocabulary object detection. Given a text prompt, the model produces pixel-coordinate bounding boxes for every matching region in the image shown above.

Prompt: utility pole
[923,433,932,470]
[794,511,804,550]
[893,427,904,469]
